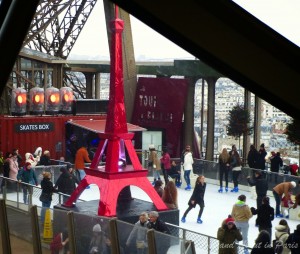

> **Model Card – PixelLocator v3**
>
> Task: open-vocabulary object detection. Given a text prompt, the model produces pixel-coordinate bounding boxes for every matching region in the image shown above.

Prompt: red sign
[132,77,188,156]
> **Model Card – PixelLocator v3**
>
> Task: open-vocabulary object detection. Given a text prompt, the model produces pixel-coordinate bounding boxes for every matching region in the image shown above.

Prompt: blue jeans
[22,186,28,204]
[273,190,281,215]
[77,169,86,181]
[41,201,51,224]
[153,169,161,180]
[235,221,249,246]
[184,170,191,186]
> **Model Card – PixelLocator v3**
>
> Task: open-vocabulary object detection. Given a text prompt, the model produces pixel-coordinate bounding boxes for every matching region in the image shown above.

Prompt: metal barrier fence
[192,159,300,193]
[0,199,195,254]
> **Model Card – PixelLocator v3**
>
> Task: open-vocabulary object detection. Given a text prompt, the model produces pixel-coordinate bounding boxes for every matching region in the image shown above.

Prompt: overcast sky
[69,0,300,60]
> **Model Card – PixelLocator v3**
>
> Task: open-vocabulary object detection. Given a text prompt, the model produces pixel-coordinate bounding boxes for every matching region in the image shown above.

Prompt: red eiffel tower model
[63,6,168,216]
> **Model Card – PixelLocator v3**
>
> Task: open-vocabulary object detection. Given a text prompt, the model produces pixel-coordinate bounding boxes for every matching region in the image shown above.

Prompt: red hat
[25,162,31,168]
[225,217,235,225]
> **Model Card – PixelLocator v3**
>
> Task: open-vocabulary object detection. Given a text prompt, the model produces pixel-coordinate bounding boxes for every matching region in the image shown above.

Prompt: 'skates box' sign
[15,122,54,132]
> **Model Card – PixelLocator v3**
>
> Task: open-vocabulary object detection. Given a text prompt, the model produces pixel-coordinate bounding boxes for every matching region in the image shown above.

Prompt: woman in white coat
[181,145,194,190]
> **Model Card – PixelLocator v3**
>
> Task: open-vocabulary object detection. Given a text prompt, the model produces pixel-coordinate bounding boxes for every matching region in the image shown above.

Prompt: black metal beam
[0,0,40,96]
[109,0,300,120]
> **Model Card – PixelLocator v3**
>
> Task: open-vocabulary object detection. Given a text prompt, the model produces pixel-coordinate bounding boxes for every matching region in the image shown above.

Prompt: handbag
[273,239,284,254]
[153,164,157,169]
[39,192,49,202]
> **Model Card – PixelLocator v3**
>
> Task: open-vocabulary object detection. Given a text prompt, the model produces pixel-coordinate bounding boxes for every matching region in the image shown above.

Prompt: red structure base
[63,168,168,217]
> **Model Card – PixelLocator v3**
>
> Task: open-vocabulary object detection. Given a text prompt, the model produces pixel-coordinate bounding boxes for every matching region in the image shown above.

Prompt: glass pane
[73,213,111,254]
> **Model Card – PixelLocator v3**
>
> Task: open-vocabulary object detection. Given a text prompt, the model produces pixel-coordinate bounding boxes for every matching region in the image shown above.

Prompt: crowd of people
[1,143,300,254]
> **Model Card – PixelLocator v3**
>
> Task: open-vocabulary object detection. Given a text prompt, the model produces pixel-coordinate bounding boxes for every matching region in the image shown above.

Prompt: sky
[69,0,300,61]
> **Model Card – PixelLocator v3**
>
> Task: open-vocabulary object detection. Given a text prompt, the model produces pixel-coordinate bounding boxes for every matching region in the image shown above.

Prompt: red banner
[132,77,188,156]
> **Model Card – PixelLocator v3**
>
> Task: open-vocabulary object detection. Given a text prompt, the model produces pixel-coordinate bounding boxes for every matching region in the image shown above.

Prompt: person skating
[273,181,297,217]
[250,196,274,242]
[181,175,206,224]
[229,150,242,192]
[181,145,194,190]
[218,148,230,193]
[231,194,253,247]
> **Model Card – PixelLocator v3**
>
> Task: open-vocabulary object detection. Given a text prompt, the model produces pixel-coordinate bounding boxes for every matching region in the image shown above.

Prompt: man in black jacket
[147,211,170,253]
[247,171,268,209]
[250,196,274,241]
[270,152,283,183]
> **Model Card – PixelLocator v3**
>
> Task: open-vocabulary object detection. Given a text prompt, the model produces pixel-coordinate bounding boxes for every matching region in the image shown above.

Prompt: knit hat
[225,217,235,225]
[291,181,296,188]
[93,224,101,232]
[25,162,31,169]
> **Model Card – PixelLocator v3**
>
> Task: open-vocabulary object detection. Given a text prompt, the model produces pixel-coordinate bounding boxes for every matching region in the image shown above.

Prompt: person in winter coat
[17,162,38,204]
[12,148,23,167]
[286,224,300,254]
[247,171,268,209]
[7,152,19,192]
[153,179,164,197]
[148,144,161,184]
[247,145,259,169]
[251,230,274,254]
[25,152,40,168]
[270,152,283,183]
[257,143,267,170]
[50,229,70,254]
[181,145,194,190]
[88,223,111,254]
[9,152,19,180]
[168,161,181,187]
[251,196,275,241]
[181,175,206,224]
[274,219,291,254]
[231,194,253,246]
[281,192,294,219]
[160,147,171,184]
[0,152,12,192]
[126,212,149,254]
[75,146,91,182]
[40,172,57,225]
[292,192,300,209]
[147,211,170,254]
[229,150,242,192]
[218,148,231,193]
[273,181,297,217]
[217,216,243,254]
[162,180,178,209]
[55,167,79,203]
[39,150,51,166]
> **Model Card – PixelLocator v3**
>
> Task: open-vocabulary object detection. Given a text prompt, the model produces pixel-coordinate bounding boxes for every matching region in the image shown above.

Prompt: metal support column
[205,77,216,161]
[0,199,11,254]
[254,96,262,149]
[83,72,94,98]
[183,77,196,150]
[243,89,251,164]
[30,205,42,254]
[95,72,101,99]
